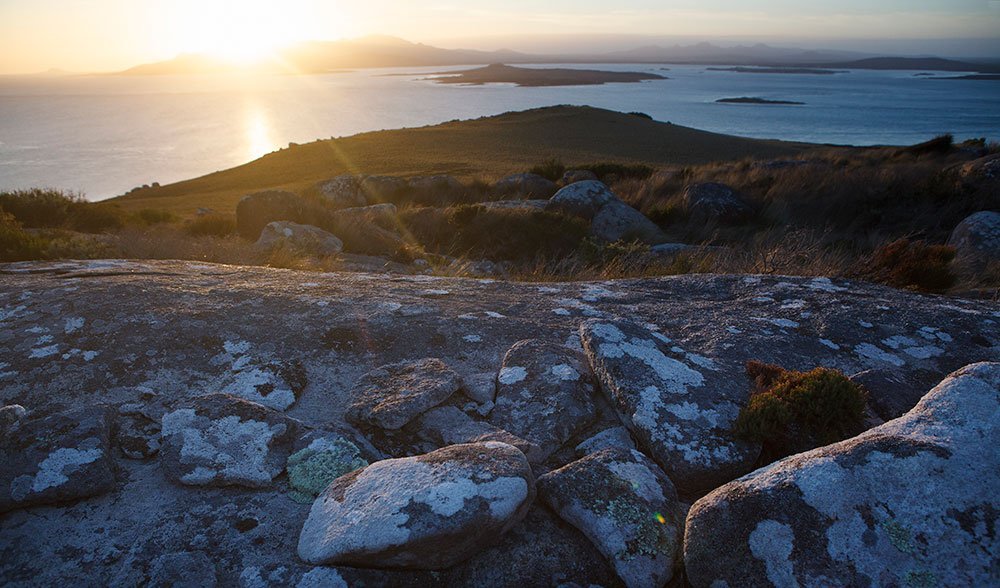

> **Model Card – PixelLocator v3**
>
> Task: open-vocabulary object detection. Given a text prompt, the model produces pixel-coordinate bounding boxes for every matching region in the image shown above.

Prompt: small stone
[346,358,463,431]
[286,433,368,503]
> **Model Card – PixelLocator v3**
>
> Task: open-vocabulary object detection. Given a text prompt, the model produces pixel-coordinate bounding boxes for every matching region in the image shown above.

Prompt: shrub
[0,211,44,261]
[185,214,236,237]
[400,205,589,261]
[863,238,956,293]
[579,162,655,182]
[69,203,124,233]
[900,134,953,157]
[133,208,177,226]
[529,159,567,182]
[736,362,867,461]
[0,189,81,228]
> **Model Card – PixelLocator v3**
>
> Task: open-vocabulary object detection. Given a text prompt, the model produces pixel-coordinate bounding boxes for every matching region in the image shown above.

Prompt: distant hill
[424,64,667,87]
[111,106,816,216]
[114,35,996,76]
[817,57,1000,73]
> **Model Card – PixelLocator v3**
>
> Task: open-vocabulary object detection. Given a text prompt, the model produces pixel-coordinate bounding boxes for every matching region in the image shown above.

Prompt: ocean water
[1,64,998,200]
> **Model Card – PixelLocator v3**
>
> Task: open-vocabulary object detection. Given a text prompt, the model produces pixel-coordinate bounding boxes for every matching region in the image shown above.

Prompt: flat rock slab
[297,442,534,569]
[0,260,997,584]
[161,394,300,488]
[1,406,115,513]
[684,363,1000,588]
[489,339,597,461]
[538,447,685,588]
[581,318,761,496]
[346,358,463,431]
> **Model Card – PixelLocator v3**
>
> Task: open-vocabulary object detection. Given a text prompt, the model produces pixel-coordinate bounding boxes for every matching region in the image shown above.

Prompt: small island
[707,66,841,75]
[425,63,667,87]
[930,74,1000,81]
[717,97,805,105]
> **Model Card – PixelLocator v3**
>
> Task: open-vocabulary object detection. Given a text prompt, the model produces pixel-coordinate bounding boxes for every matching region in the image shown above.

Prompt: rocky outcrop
[297,442,534,569]
[489,339,597,462]
[538,448,685,588]
[684,363,1000,588]
[360,175,408,203]
[346,358,463,431]
[546,181,663,244]
[1,260,997,585]
[1,406,115,513]
[408,175,466,204]
[580,319,760,495]
[255,221,344,257]
[160,394,300,488]
[682,182,753,224]
[309,175,368,210]
[492,173,558,199]
[948,210,1000,272]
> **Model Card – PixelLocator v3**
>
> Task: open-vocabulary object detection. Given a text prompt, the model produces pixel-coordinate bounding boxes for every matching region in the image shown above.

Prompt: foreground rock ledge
[684,362,1000,588]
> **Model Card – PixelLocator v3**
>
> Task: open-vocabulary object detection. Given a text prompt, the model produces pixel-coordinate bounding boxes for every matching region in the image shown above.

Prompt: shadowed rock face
[684,363,1000,588]
[0,260,997,585]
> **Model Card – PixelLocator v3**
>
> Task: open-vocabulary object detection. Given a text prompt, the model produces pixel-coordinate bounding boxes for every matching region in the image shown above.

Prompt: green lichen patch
[883,519,915,554]
[905,570,937,588]
[286,436,368,501]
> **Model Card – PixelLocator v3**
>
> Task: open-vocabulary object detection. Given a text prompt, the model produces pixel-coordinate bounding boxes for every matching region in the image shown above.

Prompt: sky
[1,0,999,73]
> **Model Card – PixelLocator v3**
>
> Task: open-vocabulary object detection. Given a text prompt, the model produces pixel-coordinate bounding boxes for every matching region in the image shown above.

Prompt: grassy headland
[110,106,812,217]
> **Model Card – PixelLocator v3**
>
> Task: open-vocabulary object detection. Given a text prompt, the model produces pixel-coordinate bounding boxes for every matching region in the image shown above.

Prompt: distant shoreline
[707,67,843,75]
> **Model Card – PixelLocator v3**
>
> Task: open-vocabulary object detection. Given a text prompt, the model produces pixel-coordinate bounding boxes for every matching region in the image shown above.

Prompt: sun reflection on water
[244,103,277,161]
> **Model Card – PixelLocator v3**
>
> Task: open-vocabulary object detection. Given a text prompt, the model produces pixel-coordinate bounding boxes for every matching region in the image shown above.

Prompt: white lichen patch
[498,367,528,385]
[21,446,103,496]
[0,304,27,322]
[903,345,944,360]
[29,345,59,359]
[882,336,918,350]
[463,335,482,343]
[819,339,841,351]
[854,343,905,367]
[296,568,348,588]
[550,364,580,381]
[806,277,847,292]
[859,321,874,329]
[552,308,571,316]
[749,520,797,587]
[484,311,506,319]
[607,455,667,504]
[64,317,85,334]
[755,317,800,329]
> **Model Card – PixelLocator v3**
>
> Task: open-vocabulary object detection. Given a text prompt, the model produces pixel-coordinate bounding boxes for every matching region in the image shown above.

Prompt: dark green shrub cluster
[529,159,566,182]
[528,160,655,183]
[132,208,177,226]
[0,211,44,261]
[400,205,589,261]
[185,214,237,237]
[736,361,867,461]
[0,189,123,233]
[864,238,956,293]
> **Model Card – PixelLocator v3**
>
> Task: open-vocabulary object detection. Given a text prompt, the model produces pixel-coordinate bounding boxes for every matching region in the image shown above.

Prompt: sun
[174,0,317,65]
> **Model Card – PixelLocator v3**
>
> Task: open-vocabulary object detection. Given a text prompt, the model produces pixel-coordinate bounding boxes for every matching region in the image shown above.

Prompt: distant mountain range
[116,35,1000,76]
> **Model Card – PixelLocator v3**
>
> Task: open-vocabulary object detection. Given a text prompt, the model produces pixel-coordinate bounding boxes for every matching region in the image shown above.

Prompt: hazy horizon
[2,0,1000,74]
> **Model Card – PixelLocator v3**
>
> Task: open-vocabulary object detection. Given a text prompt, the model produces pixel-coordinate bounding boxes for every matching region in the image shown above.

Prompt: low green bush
[0,211,45,261]
[133,208,177,226]
[0,189,124,233]
[529,159,566,182]
[736,361,867,461]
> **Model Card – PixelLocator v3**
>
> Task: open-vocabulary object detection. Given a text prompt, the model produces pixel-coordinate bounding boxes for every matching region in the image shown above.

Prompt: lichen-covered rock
[545,180,617,220]
[682,182,752,224]
[346,358,463,431]
[684,362,1000,588]
[0,405,116,513]
[590,200,664,244]
[492,173,558,199]
[359,175,408,203]
[461,372,497,405]
[560,169,599,185]
[148,551,218,588]
[310,175,368,210]
[256,221,344,257]
[489,339,597,462]
[160,394,300,488]
[408,175,465,204]
[575,426,636,457]
[297,442,535,569]
[580,319,760,495]
[947,210,1000,272]
[286,434,368,503]
[537,448,685,588]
